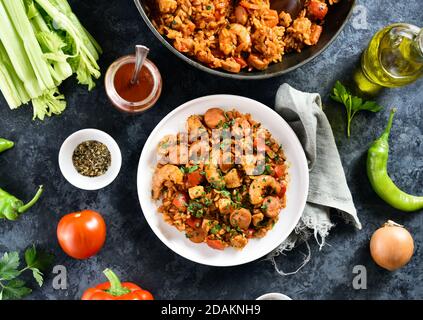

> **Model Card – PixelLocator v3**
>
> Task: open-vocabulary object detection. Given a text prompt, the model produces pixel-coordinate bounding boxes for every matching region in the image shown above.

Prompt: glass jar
[105,55,162,113]
[359,24,423,89]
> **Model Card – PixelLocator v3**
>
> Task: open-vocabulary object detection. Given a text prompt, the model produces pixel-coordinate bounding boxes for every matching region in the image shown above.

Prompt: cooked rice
[151,108,289,250]
[150,0,339,72]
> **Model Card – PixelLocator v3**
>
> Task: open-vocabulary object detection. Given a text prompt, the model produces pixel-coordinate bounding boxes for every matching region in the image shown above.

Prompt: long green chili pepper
[0,138,14,153]
[367,109,423,212]
[0,185,44,220]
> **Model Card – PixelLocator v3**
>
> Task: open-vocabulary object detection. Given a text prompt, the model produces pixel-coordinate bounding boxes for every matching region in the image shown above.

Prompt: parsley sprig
[331,81,383,137]
[0,245,53,300]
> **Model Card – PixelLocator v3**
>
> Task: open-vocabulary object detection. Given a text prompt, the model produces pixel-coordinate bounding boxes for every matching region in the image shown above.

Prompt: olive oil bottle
[357,24,423,92]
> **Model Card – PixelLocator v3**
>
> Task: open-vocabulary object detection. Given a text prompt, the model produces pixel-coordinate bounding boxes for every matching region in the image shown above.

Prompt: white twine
[270,241,312,276]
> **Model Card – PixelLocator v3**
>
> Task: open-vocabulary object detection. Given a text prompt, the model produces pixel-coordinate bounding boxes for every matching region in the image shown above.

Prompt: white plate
[137,95,309,266]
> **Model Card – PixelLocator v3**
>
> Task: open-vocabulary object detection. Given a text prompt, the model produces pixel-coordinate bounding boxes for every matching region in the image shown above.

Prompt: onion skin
[370,221,414,271]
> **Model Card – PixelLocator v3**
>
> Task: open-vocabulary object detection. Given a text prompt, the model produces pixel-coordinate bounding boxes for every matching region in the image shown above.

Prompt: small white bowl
[59,129,122,190]
[256,293,292,300]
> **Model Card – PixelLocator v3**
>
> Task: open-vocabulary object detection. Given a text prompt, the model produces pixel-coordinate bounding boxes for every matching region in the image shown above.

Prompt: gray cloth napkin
[267,83,362,275]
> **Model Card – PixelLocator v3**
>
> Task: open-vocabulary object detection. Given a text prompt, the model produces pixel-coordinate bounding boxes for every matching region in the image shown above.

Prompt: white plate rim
[137,95,309,267]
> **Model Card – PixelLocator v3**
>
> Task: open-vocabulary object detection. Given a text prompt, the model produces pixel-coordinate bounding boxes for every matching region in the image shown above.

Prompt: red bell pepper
[81,269,154,300]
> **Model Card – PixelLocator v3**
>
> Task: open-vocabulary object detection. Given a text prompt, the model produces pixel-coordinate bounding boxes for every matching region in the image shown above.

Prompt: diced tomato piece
[206,239,226,250]
[186,170,203,187]
[234,57,248,69]
[278,181,287,197]
[186,217,202,229]
[253,137,266,152]
[172,193,188,212]
[246,228,255,239]
[307,0,328,20]
[274,164,286,178]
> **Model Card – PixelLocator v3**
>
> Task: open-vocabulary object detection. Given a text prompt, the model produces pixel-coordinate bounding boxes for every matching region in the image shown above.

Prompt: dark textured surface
[0,0,422,300]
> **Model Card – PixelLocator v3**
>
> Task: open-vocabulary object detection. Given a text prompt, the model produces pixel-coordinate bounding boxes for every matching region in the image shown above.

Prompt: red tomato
[172,193,188,212]
[246,228,255,239]
[206,239,226,250]
[57,210,106,259]
[307,0,328,20]
[186,170,203,187]
[274,164,286,178]
[186,217,202,229]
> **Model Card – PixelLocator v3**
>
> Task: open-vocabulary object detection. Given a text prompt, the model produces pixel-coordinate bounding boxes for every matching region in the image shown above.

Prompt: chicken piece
[188,186,205,199]
[224,168,242,189]
[230,234,248,249]
[157,0,177,13]
[279,11,292,27]
[305,24,323,46]
[152,164,184,199]
[252,212,264,226]
[217,198,232,215]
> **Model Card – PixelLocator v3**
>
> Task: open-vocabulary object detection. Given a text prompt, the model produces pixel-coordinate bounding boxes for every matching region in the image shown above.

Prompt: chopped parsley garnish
[188,201,204,218]
[220,190,231,198]
[235,191,242,202]
[188,165,199,173]
[210,224,222,234]
[264,164,272,175]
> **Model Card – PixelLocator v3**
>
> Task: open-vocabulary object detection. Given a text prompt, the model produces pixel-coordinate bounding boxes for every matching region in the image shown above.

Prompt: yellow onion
[370,220,414,271]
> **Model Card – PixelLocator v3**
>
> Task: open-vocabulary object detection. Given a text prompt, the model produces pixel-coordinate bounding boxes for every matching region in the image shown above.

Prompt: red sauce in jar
[113,63,154,102]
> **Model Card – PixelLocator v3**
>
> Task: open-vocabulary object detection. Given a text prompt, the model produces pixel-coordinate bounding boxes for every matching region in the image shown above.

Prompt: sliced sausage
[204,108,226,129]
[261,196,282,218]
[230,208,252,229]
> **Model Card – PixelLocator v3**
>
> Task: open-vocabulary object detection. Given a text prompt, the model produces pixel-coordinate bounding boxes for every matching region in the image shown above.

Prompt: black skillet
[133,0,356,79]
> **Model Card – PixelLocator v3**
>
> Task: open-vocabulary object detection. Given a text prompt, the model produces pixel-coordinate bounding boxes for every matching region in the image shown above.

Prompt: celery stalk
[31,87,65,120]
[27,0,72,85]
[47,0,102,58]
[0,41,30,108]
[2,0,55,90]
[0,0,42,98]
[34,0,101,90]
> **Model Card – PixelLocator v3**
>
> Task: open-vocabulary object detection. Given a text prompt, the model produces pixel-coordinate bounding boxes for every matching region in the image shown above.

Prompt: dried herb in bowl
[72,141,111,177]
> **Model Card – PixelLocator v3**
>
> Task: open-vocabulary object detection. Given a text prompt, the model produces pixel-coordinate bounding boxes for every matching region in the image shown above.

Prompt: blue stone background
[0,0,422,300]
